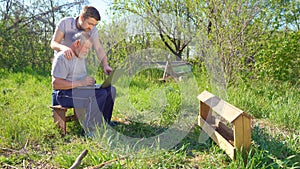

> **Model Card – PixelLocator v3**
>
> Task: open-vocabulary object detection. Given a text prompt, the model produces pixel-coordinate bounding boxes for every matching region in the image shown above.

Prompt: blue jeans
[52,85,116,133]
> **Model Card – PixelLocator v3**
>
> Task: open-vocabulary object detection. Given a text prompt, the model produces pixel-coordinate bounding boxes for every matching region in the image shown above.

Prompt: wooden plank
[214,130,236,160]
[233,116,244,149]
[243,115,252,152]
[199,117,235,159]
[217,121,234,145]
[50,105,68,110]
[197,91,243,123]
[53,107,67,135]
[162,60,169,80]
[200,101,212,121]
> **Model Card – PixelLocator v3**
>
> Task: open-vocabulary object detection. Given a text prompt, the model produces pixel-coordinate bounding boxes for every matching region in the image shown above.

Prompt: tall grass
[227,79,300,131]
[0,68,299,168]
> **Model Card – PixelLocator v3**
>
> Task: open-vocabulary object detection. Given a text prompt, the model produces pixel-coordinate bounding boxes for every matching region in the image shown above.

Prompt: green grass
[0,68,299,168]
[227,79,300,131]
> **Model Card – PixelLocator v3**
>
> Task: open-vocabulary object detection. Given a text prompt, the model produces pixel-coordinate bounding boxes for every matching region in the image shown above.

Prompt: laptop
[76,70,116,89]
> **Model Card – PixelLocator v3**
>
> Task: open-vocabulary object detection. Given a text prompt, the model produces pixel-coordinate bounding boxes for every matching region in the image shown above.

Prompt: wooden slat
[234,115,252,157]
[197,91,243,123]
[243,115,252,151]
[53,107,67,135]
[200,101,212,121]
[50,105,68,110]
[199,116,235,159]
[233,116,244,149]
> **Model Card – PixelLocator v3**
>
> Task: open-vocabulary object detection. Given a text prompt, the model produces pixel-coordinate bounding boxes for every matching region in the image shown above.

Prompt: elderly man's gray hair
[72,31,91,44]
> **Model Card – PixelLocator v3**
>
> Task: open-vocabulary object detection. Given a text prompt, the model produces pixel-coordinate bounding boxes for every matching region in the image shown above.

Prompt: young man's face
[79,16,98,32]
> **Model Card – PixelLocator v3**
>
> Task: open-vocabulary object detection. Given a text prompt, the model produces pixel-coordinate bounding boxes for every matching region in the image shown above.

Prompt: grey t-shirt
[53,17,99,51]
[51,51,87,82]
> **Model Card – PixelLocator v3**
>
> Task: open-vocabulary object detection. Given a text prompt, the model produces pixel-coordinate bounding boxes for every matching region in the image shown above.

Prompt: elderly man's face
[77,41,92,59]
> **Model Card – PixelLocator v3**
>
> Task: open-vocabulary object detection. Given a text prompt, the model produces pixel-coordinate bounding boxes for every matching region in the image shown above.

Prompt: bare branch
[69,149,88,169]
[6,1,84,31]
[85,155,129,169]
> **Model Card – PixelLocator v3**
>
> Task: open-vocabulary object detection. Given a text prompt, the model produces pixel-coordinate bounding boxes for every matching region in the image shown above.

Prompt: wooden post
[52,106,68,135]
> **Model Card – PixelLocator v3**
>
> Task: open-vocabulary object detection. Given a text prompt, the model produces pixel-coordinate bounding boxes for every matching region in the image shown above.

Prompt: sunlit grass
[0,69,299,168]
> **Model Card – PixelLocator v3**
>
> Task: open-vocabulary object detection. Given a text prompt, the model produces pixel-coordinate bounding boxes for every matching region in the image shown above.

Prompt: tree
[196,0,300,90]
[193,0,273,86]
[112,0,197,60]
[110,0,299,91]
[0,0,87,71]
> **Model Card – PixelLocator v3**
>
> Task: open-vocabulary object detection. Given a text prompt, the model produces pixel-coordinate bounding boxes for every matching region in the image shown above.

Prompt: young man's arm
[92,37,113,74]
[50,29,75,60]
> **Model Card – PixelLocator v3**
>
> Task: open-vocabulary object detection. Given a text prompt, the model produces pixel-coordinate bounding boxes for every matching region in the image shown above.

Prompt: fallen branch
[85,155,129,169]
[1,147,19,153]
[3,163,18,169]
[69,149,88,169]
[1,139,29,154]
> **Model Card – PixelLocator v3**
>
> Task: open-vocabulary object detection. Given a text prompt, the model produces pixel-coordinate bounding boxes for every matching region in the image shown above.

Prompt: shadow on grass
[111,120,299,167]
[66,117,299,168]
[111,121,212,154]
[65,119,212,156]
[251,126,300,168]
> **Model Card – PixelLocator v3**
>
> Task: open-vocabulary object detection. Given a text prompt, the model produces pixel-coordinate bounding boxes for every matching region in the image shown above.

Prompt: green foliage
[255,31,300,84]
[0,1,85,73]
[0,22,52,72]
[111,0,299,86]
[112,0,197,60]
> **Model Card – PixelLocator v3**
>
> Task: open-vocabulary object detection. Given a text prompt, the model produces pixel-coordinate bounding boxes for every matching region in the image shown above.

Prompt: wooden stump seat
[50,105,77,135]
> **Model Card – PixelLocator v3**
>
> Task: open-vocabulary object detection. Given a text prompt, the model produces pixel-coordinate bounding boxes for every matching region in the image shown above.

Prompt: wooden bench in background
[160,59,192,81]
[50,105,77,135]
[197,90,252,160]
[132,54,192,82]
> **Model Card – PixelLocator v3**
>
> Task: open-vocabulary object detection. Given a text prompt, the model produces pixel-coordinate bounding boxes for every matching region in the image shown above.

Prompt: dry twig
[85,155,129,169]
[1,139,29,154]
[69,149,89,169]
[3,163,18,169]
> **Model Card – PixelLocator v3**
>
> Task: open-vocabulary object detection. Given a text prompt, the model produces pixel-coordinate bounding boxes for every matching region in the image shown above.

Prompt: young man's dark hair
[81,6,101,21]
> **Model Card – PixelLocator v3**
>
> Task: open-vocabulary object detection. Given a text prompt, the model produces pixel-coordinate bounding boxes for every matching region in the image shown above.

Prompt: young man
[50,6,112,74]
[51,31,116,136]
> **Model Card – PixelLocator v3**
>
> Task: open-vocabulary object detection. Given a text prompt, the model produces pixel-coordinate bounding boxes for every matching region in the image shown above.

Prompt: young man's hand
[103,65,113,75]
[63,48,76,60]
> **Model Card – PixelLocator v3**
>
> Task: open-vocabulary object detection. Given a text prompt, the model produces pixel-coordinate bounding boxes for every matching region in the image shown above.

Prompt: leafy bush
[255,31,300,84]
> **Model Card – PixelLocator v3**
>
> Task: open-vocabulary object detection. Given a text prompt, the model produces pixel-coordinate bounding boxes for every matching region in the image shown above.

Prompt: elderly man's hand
[82,76,96,86]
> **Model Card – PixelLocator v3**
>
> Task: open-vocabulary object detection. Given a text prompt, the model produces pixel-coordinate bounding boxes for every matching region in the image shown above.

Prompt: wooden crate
[197,90,252,160]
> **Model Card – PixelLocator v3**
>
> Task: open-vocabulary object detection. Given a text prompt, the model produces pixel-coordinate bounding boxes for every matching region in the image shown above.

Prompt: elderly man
[51,31,116,136]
